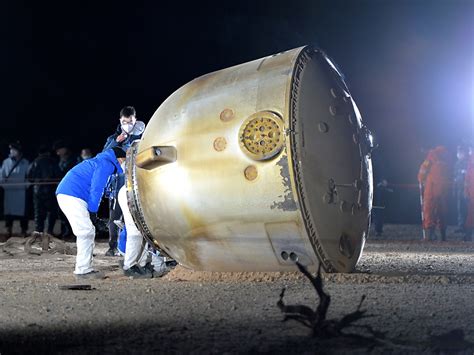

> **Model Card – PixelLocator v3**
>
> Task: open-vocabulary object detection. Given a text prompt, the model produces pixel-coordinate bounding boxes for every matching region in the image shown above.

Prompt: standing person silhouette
[102,106,145,256]
[1,142,30,238]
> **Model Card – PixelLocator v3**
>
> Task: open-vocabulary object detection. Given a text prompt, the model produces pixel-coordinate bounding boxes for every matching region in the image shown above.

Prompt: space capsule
[125,46,373,273]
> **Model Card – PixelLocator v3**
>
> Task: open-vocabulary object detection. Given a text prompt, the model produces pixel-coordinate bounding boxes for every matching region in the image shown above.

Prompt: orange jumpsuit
[464,154,474,230]
[417,146,451,231]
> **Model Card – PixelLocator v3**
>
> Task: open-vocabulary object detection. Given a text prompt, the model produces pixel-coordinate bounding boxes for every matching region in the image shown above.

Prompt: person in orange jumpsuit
[463,150,474,241]
[417,146,452,241]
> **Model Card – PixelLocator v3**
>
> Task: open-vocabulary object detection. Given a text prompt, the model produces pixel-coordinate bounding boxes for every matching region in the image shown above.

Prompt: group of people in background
[0,106,139,255]
[1,109,473,279]
[1,106,170,279]
[0,140,92,239]
[417,144,473,241]
[365,144,474,242]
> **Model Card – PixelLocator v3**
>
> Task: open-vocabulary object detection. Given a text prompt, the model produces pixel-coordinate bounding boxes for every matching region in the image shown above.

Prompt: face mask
[121,123,135,134]
[81,155,92,160]
[120,161,126,172]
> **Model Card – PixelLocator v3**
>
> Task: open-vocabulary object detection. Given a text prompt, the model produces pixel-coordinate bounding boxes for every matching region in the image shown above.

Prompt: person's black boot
[105,239,118,256]
[422,227,435,241]
[105,247,118,257]
[440,227,447,242]
[21,228,28,238]
[464,229,472,242]
[60,226,72,238]
[422,229,429,241]
[144,262,174,278]
[123,265,152,279]
[429,227,436,241]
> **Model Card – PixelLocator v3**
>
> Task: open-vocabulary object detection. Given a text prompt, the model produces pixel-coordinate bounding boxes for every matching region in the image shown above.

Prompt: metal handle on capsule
[135,146,177,170]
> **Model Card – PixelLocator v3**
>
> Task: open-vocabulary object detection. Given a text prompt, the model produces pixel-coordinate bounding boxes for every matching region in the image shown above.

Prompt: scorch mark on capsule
[271,154,297,211]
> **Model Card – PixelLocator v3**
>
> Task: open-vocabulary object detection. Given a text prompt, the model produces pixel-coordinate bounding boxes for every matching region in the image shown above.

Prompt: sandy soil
[0,224,473,354]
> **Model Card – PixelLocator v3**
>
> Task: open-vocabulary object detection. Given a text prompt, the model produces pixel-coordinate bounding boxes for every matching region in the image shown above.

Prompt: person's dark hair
[112,147,126,159]
[38,144,50,155]
[119,106,136,118]
[52,140,69,151]
[9,141,22,152]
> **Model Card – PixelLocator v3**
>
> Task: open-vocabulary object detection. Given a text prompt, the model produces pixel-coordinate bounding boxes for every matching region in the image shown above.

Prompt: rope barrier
[0,179,61,187]
[0,182,60,186]
[0,182,459,188]
[381,183,457,190]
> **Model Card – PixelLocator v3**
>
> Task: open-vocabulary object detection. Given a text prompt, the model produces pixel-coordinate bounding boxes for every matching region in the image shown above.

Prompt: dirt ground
[0,223,473,354]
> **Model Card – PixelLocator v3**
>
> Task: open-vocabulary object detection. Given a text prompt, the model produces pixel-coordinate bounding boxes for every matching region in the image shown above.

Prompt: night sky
[2,0,474,221]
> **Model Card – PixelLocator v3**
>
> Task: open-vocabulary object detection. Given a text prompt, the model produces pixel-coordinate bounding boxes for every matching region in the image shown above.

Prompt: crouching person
[56,147,126,279]
[117,185,171,278]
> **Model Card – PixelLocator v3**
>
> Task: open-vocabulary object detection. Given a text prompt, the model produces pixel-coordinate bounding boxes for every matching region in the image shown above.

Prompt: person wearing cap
[53,140,79,176]
[52,140,79,238]
[102,106,146,256]
[79,148,93,162]
[1,142,30,238]
[453,144,469,233]
[27,145,62,236]
[372,178,393,237]
[56,147,126,279]
[464,147,474,242]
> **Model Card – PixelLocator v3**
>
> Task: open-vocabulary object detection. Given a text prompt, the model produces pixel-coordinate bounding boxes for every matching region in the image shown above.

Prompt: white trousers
[56,194,95,274]
[118,186,147,270]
